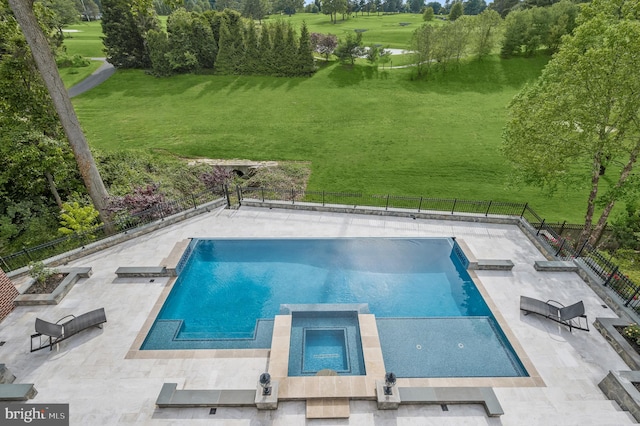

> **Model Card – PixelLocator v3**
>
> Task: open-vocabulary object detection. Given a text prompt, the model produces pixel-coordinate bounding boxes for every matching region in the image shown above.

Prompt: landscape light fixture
[384,372,397,396]
[259,372,272,396]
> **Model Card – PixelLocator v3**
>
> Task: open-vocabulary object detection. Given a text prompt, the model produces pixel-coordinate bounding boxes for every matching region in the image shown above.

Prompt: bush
[623,323,640,345]
[56,54,91,68]
[28,261,58,284]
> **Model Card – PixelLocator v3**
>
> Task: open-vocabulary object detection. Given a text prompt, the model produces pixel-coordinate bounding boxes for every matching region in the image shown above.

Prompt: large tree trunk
[578,154,603,246]
[7,0,112,229]
[589,139,640,246]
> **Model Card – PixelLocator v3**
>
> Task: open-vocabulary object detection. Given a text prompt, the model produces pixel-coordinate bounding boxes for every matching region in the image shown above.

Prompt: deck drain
[150,279,155,283]
[601,304,608,309]
[441,404,449,411]
[209,408,217,415]
[0,341,5,346]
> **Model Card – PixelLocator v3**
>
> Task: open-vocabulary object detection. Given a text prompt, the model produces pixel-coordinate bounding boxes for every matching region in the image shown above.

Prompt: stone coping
[595,317,640,371]
[14,267,92,306]
[599,370,640,423]
[534,260,578,272]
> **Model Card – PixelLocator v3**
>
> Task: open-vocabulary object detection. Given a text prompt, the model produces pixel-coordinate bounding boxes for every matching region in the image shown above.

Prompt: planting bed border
[14,267,92,306]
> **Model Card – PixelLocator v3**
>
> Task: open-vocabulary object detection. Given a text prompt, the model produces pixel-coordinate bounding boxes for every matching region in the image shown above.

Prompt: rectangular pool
[141,237,527,378]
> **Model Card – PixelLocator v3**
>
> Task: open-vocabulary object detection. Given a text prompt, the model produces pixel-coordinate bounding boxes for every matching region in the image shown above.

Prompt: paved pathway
[68,58,115,98]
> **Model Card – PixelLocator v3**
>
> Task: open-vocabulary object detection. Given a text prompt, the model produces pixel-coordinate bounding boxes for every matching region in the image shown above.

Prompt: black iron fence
[0,187,225,273]
[3,185,639,315]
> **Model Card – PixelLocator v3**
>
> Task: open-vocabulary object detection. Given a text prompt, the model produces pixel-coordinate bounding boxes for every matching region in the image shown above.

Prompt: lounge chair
[30,308,107,352]
[520,296,589,332]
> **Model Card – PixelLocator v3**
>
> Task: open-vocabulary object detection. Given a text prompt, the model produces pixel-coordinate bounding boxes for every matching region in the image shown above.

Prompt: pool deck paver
[0,206,636,424]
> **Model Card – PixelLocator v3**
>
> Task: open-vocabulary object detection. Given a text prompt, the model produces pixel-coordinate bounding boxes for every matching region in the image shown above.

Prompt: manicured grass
[281,12,434,48]
[71,53,595,222]
[62,22,105,58]
[59,60,103,88]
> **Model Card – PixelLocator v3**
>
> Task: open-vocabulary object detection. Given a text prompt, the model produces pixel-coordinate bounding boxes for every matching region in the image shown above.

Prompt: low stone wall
[14,267,92,306]
[599,370,640,423]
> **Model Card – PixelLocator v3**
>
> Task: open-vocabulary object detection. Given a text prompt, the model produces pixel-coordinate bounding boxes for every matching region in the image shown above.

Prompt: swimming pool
[141,238,527,377]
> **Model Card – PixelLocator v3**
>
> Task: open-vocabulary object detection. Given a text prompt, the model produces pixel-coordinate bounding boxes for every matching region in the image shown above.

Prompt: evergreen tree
[214,20,235,73]
[147,28,172,76]
[297,21,315,76]
[257,23,273,74]
[242,21,260,74]
[270,20,287,75]
[283,24,297,76]
[101,0,161,68]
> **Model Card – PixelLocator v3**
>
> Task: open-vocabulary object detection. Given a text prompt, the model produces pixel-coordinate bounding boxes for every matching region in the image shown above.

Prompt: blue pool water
[142,238,527,378]
[288,310,366,377]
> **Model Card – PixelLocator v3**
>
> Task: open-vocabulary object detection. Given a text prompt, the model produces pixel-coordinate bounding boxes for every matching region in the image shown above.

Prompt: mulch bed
[25,273,67,294]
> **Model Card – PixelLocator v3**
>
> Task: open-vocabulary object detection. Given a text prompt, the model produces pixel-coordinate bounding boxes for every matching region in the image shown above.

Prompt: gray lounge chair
[30,308,107,352]
[520,296,589,332]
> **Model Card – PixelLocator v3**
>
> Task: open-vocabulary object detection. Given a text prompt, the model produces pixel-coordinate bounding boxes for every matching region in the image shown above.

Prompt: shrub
[623,323,640,345]
[28,261,58,284]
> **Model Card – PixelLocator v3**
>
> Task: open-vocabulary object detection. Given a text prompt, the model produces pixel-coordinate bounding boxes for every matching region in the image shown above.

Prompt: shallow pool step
[306,398,350,419]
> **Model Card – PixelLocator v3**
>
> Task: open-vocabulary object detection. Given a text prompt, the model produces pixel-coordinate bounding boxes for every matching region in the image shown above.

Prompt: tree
[296,21,315,75]
[334,31,364,65]
[321,0,347,23]
[502,0,640,246]
[310,32,337,60]
[43,0,79,39]
[449,1,463,20]
[425,1,440,14]
[243,0,268,22]
[463,0,485,15]
[473,8,501,58]
[101,0,161,68]
[273,0,303,16]
[411,23,436,77]
[7,0,111,225]
[408,0,423,13]
[488,0,518,18]
[422,6,433,20]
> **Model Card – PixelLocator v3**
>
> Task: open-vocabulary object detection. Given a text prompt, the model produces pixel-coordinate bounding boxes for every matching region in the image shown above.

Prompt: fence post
[418,197,422,212]
[603,266,618,287]
[625,284,640,307]
[291,188,295,205]
[558,220,566,236]
[554,238,566,257]
[485,200,492,217]
[451,199,457,215]
[236,185,242,207]
[322,191,325,206]
[223,185,230,208]
[385,195,390,210]
[261,187,265,202]
[536,219,545,236]
[576,239,589,257]
[0,255,10,272]
[192,194,197,209]
[520,203,528,218]
[22,248,33,262]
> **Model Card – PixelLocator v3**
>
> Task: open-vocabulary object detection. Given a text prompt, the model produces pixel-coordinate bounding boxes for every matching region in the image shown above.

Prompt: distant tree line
[410,0,580,78]
[101,3,315,77]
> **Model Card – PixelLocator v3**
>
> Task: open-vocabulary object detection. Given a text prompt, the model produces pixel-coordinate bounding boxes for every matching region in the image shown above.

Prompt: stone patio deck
[0,206,635,425]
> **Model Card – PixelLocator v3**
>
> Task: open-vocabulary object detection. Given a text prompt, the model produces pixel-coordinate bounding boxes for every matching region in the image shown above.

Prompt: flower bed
[14,267,92,306]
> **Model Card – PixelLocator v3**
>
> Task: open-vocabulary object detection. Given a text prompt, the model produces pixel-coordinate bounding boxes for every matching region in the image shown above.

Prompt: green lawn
[71,53,596,222]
